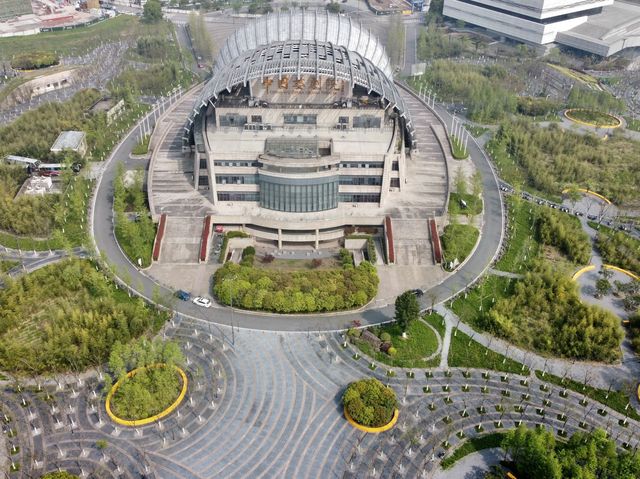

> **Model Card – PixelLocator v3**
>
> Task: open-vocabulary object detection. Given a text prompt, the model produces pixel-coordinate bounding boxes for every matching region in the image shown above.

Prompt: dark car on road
[176,290,191,301]
[410,289,424,297]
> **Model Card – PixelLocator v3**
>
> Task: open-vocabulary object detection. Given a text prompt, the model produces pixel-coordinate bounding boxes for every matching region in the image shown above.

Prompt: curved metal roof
[187,40,414,142]
[217,10,393,79]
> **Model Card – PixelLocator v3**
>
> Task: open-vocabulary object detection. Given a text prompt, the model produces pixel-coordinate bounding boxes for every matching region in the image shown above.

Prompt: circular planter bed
[105,364,187,426]
[564,109,621,128]
[343,378,398,432]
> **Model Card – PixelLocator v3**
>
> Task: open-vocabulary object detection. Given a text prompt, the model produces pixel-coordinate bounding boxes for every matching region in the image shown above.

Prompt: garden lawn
[624,117,640,132]
[354,318,441,369]
[0,260,19,273]
[494,197,541,273]
[450,275,513,329]
[441,433,506,469]
[0,16,163,58]
[448,327,529,374]
[441,224,479,269]
[534,371,640,421]
[448,193,482,216]
[450,135,469,159]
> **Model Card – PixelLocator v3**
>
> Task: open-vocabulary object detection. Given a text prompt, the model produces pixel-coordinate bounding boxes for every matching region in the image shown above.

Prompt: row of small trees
[535,208,591,264]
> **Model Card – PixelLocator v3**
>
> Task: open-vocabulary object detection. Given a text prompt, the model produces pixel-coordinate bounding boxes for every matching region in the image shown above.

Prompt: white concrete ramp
[391,218,434,266]
[159,216,204,264]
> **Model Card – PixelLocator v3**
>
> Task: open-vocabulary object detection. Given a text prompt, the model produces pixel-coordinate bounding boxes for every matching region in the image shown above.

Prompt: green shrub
[213,260,378,313]
[387,347,397,357]
[380,332,391,342]
[535,208,590,264]
[226,230,249,238]
[343,378,397,427]
[366,237,377,263]
[339,248,354,267]
[347,328,362,338]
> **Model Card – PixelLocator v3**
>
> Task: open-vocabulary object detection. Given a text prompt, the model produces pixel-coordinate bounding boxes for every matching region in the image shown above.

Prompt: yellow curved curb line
[344,406,399,433]
[572,264,595,280]
[602,264,639,281]
[562,187,612,205]
[572,264,639,281]
[105,364,188,427]
[637,383,640,402]
[564,109,622,129]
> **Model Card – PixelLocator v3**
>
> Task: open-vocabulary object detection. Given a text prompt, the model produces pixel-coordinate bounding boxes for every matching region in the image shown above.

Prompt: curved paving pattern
[1,318,638,478]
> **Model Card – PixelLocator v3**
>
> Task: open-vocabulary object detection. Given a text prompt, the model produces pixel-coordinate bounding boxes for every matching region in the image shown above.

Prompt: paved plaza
[2,314,639,479]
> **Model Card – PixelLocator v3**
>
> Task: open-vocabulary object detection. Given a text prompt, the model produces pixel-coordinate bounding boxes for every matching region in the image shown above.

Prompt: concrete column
[315,229,319,250]
[278,228,283,250]
[193,152,200,190]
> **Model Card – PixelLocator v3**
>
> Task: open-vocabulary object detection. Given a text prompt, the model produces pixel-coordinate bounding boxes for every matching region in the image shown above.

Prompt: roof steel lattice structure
[216,10,393,79]
[186,11,414,143]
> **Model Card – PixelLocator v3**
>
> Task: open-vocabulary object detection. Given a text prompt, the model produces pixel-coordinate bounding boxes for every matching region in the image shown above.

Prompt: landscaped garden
[441,224,479,270]
[113,165,156,268]
[213,251,378,313]
[440,432,506,469]
[0,259,167,374]
[487,120,639,205]
[590,222,640,276]
[349,317,441,368]
[534,370,640,421]
[0,163,92,250]
[448,327,528,374]
[448,192,482,216]
[342,378,397,429]
[107,338,185,422]
[564,108,621,128]
[501,426,640,479]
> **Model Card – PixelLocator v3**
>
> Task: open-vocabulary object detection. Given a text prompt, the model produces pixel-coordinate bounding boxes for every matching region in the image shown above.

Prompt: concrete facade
[443,0,640,56]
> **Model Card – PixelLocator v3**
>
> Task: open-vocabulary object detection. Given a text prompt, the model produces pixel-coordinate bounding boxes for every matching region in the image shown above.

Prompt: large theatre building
[173,11,447,251]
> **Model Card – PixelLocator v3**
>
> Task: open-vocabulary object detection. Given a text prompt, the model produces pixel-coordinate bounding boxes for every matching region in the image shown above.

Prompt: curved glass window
[259,174,338,212]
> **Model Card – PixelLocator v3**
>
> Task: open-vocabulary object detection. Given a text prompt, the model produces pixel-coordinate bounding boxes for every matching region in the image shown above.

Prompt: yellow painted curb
[105,364,188,427]
[602,264,639,281]
[564,109,621,129]
[572,264,638,281]
[562,187,612,205]
[344,406,399,433]
[572,264,595,280]
[637,383,640,402]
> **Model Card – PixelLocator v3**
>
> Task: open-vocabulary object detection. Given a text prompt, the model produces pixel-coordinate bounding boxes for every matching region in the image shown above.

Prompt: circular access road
[90,85,504,332]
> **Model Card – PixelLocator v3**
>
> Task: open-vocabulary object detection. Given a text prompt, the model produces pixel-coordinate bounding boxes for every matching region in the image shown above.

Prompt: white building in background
[443,0,640,56]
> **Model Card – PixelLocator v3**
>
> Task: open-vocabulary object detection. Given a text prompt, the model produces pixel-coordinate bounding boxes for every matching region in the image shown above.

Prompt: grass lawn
[450,135,469,159]
[0,16,163,59]
[354,317,441,369]
[494,197,541,273]
[534,371,640,421]
[448,327,529,374]
[423,312,447,337]
[256,257,341,271]
[441,433,506,469]
[450,275,513,329]
[441,224,479,270]
[132,134,150,155]
[448,193,482,216]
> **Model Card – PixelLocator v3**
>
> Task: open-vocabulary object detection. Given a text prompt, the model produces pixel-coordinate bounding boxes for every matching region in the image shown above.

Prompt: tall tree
[395,291,420,332]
